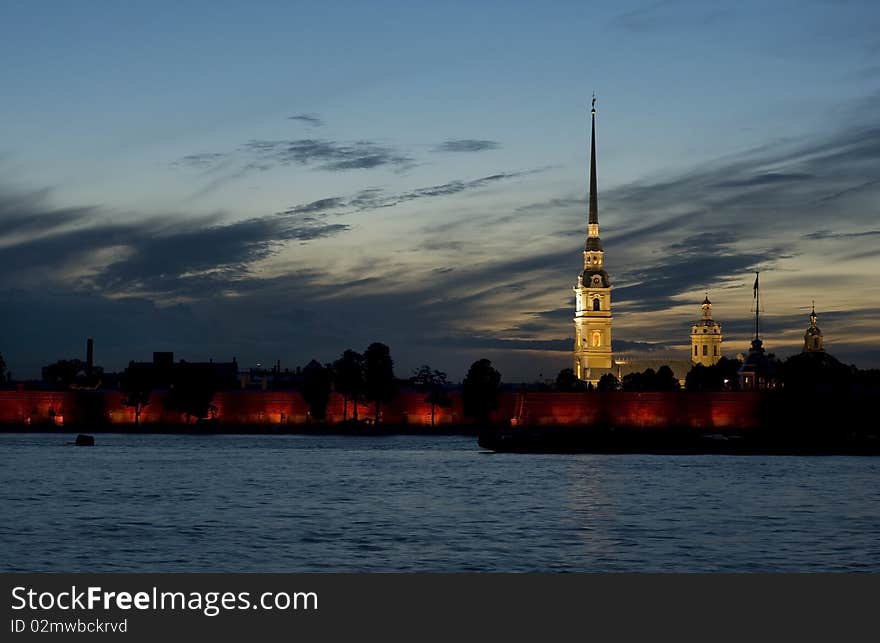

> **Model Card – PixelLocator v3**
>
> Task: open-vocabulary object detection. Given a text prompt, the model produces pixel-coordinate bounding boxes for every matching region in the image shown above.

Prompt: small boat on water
[74,434,95,446]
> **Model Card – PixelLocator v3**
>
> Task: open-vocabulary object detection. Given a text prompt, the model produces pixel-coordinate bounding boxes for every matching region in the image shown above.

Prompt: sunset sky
[1,0,879,381]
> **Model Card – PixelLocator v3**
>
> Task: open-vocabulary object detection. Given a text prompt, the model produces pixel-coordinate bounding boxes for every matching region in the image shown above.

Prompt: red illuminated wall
[510,391,762,430]
[0,390,76,426]
[0,389,761,430]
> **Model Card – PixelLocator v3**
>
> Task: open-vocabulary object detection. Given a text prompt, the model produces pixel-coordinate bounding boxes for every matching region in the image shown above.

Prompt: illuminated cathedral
[571,103,838,387]
[572,99,693,385]
[573,97,613,380]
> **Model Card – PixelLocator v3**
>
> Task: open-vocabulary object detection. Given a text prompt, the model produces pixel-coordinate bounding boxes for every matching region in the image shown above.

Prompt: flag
[753,272,759,299]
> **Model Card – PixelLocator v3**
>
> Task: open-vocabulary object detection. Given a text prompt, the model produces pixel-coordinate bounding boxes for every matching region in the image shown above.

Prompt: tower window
[593,298,600,311]
[694,346,698,356]
[592,331,601,347]
[714,346,718,356]
[702,345,708,356]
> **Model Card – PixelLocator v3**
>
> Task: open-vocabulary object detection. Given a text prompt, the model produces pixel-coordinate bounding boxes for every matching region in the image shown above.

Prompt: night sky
[1,0,878,381]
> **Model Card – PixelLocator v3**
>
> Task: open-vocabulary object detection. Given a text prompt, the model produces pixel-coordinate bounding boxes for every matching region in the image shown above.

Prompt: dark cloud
[802,229,880,240]
[171,137,415,196]
[240,138,413,172]
[171,152,228,169]
[611,250,776,313]
[287,113,324,127]
[612,339,672,352]
[712,172,814,188]
[281,170,544,216]
[0,189,93,239]
[284,197,348,216]
[601,124,880,233]
[0,186,349,299]
[88,216,348,298]
[433,139,501,153]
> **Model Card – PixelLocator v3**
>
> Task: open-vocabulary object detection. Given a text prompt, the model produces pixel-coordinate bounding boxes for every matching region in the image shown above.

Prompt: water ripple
[0,433,878,572]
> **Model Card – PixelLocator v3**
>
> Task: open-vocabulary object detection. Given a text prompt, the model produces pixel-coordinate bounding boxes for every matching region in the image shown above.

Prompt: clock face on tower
[592,275,601,286]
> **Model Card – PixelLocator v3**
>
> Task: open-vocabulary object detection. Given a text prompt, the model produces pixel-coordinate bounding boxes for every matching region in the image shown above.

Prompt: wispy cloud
[803,229,880,241]
[287,113,324,127]
[0,185,349,298]
[241,138,414,172]
[282,169,545,216]
[170,152,228,169]
[712,172,814,189]
[433,139,501,153]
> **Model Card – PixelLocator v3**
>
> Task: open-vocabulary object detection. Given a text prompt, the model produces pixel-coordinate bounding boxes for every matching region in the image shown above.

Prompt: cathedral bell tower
[802,302,824,353]
[691,295,722,366]
[574,96,613,380]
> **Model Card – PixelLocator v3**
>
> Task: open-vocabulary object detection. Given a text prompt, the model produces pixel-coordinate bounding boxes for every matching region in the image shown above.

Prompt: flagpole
[754,271,760,341]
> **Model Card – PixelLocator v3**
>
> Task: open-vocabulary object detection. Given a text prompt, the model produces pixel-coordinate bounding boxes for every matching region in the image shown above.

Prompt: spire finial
[588,95,599,227]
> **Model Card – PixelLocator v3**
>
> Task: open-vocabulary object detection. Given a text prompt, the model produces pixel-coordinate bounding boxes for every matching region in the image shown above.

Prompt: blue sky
[1,0,879,380]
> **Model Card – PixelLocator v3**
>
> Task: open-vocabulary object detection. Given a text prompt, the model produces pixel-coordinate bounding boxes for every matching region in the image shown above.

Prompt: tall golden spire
[585,94,602,253]
[588,93,599,227]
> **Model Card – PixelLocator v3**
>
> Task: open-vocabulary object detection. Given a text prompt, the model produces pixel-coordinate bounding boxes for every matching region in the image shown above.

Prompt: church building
[573,98,613,381]
[803,303,824,353]
[572,99,693,386]
[691,296,723,366]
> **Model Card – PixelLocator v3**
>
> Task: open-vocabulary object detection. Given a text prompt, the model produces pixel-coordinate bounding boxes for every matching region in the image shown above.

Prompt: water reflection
[0,433,877,572]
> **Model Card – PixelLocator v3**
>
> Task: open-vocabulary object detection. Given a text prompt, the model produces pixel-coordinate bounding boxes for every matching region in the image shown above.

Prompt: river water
[1,433,877,572]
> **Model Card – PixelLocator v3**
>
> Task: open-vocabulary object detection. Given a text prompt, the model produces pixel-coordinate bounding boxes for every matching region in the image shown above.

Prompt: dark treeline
[299,345,503,427]
[0,343,504,427]
[554,353,880,394]
[3,343,880,428]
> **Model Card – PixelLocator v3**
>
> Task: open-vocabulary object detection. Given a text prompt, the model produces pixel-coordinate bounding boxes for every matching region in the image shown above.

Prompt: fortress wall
[0,390,77,426]
[513,391,762,430]
[0,389,762,429]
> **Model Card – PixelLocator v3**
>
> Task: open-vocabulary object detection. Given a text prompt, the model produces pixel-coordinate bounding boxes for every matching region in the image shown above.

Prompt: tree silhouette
[622,366,680,392]
[411,365,452,426]
[164,364,216,424]
[685,357,742,392]
[364,342,396,424]
[332,350,364,421]
[779,352,853,394]
[622,369,647,391]
[120,363,153,427]
[656,365,681,391]
[555,368,588,392]
[302,359,332,421]
[462,359,502,425]
[596,373,619,391]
